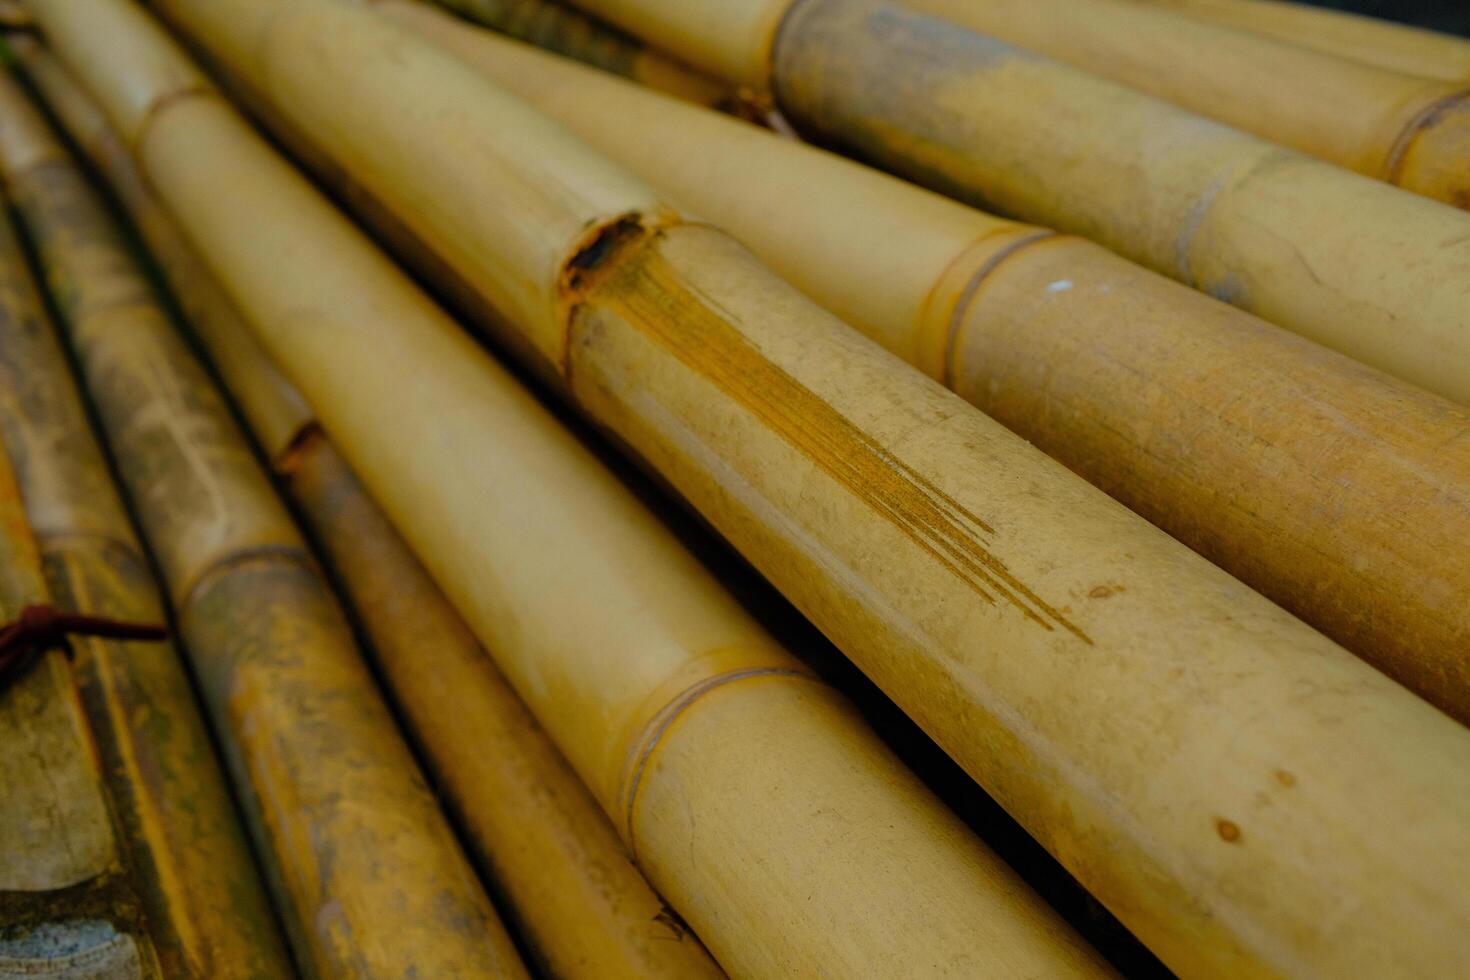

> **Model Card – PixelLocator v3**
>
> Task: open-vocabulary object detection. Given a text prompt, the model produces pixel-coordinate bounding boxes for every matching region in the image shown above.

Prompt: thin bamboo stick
[28,3,1129,976]
[1139,0,1470,82]
[423,0,726,104]
[901,0,1470,209]
[0,69,527,980]
[49,0,1470,977]
[376,0,1470,722]
[0,431,162,977]
[15,37,725,979]
[0,123,292,977]
[562,0,1470,408]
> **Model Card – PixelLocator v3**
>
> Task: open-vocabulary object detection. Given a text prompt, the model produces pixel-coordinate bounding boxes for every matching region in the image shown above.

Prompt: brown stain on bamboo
[574,230,1091,646]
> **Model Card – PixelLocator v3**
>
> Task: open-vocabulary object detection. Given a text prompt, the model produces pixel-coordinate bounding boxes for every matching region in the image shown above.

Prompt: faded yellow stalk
[45,0,1470,977]
[0,68,526,980]
[377,0,1470,724]
[563,0,1470,408]
[16,37,726,980]
[0,112,291,976]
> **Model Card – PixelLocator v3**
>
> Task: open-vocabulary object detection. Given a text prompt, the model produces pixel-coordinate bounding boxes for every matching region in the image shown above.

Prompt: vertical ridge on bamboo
[561,0,1470,408]
[0,68,528,980]
[46,0,1470,977]
[373,0,1470,723]
[15,38,726,980]
[0,431,163,978]
[0,129,292,977]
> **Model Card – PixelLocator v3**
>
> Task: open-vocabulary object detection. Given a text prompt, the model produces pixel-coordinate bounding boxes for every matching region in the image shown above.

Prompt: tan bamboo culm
[0,430,163,977]
[43,0,1470,977]
[373,0,1470,725]
[560,0,1470,408]
[0,67,529,980]
[13,36,726,979]
[0,131,291,976]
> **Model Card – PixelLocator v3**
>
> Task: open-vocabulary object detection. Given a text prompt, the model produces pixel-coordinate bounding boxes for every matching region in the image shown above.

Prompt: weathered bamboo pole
[0,69,527,980]
[1139,0,1470,82]
[0,134,292,977]
[15,38,726,980]
[0,434,163,978]
[900,0,1470,209]
[376,0,1470,722]
[48,0,1470,977]
[27,4,1134,978]
[559,0,1470,408]
[423,0,725,104]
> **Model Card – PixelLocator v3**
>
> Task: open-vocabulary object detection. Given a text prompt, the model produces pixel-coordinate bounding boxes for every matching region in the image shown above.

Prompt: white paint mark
[1046,279,1073,293]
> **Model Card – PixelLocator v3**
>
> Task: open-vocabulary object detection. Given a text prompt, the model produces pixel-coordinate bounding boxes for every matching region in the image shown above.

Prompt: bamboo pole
[900,0,1470,209]
[375,0,1470,723]
[0,69,527,980]
[0,125,292,977]
[15,38,726,980]
[423,0,726,105]
[27,3,1132,977]
[0,432,162,978]
[48,0,1470,976]
[560,0,1470,408]
[1139,0,1470,82]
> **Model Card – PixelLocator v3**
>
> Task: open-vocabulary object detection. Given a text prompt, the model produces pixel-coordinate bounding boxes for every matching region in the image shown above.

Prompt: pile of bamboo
[0,0,1465,976]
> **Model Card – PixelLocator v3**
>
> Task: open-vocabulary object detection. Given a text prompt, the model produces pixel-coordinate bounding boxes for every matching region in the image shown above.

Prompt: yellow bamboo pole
[901,0,1470,209]
[0,69,527,980]
[0,128,292,977]
[14,38,726,979]
[1140,0,1470,82]
[49,0,1470,977]
[28,3,1133,977]
[376,0,1470,722]
[560,0,1470,408]
[423,0,726,104]
[0,433,163,978]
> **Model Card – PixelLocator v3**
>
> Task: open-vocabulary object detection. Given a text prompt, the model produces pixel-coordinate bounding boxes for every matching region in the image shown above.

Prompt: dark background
[1300,0,1470,34]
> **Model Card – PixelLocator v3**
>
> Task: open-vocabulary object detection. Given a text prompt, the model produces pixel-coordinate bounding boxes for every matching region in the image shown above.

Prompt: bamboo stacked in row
[22,2,1118,975]
[0,69,529,979]
[13,37,725,978]
[40,0,1470,976]
[559,0,1470,408]
[903,0,1470,209]
[382,0,1470,723]
[0,433,162,977]
[0,148,290,976]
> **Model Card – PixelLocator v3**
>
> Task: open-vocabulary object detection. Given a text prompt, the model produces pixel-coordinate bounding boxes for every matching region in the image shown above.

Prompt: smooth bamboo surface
[0,126,291,977]
[568,0,1470,408]
[425,0,726,104]
[56,0,1470,977]
[0,70,527,980]
[33,1,1130,975]
[17,40,726,979]
[903,0,1470,208]
[379,0,1470,722]
[1140,0,1470,82]
[0,434,161,978]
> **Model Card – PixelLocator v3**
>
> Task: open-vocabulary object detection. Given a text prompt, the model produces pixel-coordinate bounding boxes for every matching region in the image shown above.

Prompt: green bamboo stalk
[0,67,526,980]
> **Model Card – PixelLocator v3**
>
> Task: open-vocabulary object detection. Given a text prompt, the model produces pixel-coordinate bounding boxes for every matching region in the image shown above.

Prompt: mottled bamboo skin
[1140,0,1470,82]
[0,434,161,978]
[425,0,725,104]
[21,44,725,980]
[381,3,1470,721]
[903,0,1470,208]
[572,0,1470,407]
[0,120,291,978]
[59,0,1470,978]
[0,72,526,980]
[35,1,1124,976]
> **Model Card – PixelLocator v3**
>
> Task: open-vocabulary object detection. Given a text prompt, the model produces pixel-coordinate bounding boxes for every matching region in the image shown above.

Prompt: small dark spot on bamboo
[1088,584,1123,599]
[1215,818,1241,842]
[1274,769,1296,788]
